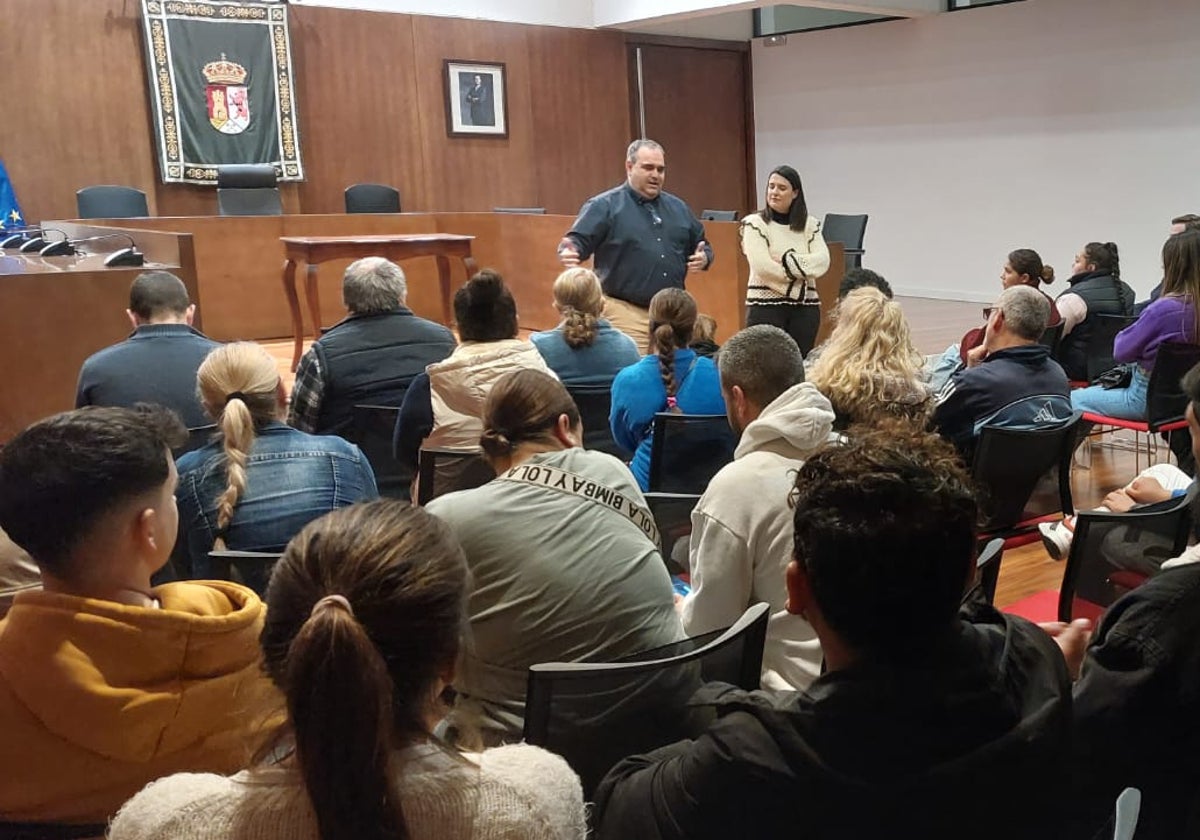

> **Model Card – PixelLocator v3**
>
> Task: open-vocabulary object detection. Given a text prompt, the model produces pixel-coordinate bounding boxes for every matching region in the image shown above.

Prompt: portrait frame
[444,60,508,138]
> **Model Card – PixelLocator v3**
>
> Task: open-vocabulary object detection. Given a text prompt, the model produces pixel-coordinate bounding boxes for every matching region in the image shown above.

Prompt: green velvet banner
[141,0,303,185]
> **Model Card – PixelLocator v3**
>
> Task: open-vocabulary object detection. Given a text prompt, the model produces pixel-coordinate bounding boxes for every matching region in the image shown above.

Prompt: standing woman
[740,166,830,355]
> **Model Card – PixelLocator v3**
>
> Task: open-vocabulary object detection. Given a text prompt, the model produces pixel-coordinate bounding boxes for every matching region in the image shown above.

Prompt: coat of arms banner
[141,0,303,185]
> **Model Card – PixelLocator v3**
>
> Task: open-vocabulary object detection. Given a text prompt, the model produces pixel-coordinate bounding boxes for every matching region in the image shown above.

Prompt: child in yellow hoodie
[0,405,281,825]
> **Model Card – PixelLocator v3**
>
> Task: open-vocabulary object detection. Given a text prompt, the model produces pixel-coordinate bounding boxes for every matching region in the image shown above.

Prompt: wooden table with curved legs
[281,233,477,369]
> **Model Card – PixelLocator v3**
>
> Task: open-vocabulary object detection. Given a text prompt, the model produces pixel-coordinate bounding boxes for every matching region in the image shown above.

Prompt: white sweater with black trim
[739,213,831,306]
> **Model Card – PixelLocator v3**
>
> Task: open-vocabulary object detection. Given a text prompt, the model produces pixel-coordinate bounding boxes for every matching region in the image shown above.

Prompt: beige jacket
[426,339,556,451]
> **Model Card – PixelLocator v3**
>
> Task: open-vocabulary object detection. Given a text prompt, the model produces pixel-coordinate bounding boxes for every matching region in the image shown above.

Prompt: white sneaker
[1039,520,1072,561]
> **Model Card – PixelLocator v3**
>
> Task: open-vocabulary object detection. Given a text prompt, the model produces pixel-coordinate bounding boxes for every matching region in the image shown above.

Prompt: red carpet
[1001,589,1060,623]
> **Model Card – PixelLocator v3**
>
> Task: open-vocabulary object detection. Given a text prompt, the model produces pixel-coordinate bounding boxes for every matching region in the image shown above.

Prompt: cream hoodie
[682,382,836,690]
[0,580,281,822]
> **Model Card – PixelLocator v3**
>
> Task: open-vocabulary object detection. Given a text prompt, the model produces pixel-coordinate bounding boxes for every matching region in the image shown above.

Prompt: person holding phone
[558,139,712,351]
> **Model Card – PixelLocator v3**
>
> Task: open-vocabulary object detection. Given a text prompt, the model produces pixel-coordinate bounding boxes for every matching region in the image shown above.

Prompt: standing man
[558,139,713,349]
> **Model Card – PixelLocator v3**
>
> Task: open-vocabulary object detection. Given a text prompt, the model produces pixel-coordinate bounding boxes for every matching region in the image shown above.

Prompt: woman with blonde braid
[530,267,640,385]
[808,287,930,430]
[175,342,378,592]
[609,288,725,490]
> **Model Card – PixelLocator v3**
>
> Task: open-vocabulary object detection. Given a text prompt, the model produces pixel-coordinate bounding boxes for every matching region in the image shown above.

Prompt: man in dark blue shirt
[558,139,713,349]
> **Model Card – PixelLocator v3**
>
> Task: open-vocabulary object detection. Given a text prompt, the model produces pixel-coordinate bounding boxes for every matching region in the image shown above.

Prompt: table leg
[304,263,322,354]
[282,258,303,371]
[434,255,454,327]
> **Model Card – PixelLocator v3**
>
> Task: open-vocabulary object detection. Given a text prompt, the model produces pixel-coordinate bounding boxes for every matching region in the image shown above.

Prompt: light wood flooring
[262,296,1154,609]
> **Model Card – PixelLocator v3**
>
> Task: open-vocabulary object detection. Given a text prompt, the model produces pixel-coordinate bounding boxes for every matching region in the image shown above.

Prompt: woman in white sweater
[739,165,831,355]
[110,501,586,840]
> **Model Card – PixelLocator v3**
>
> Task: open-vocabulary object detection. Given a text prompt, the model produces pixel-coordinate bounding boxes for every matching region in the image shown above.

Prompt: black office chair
[415,448,495,506]
[492,207,546,214]
[216,164,283,216]
[1039,321,1065,358]
[972,412,1081,537]
[1058,490,1193,621]
[644,491,702,576]
[523,602,768,799]
[822,213,868,270]
[344,183,401,214]
[0,820,107,839]
[347,404,411,500]
[565,383,629,460]
[700,210,737,222]
[647,413,737,494]
[206,550,283,595]
[75,185,149,219]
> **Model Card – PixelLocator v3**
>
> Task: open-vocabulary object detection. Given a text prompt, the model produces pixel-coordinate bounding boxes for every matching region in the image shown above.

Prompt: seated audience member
[1054,241,1136,382]
[176,342,378,591]
[682,325,834,690]
[0,406,279,823]
[610,288,726,490]
[288,257,455,436]
[530,267,640,385]
[110,501,587,840]
[1045,363,1200,837]
[592,429,1072,840]
[75,270,218,428]
[1137,213,1200,311]
[688,314,720,358]
[837,266,892,300]
[394,269,554,471]
[427,370,684,743]
[807,286,928,429]
[932,285,1071,460]
[1070,229,1200,421]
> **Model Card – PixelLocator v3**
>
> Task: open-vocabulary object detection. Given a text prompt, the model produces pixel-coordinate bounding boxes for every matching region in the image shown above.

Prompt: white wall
[753,0,1200,302]
[293,0,594,29]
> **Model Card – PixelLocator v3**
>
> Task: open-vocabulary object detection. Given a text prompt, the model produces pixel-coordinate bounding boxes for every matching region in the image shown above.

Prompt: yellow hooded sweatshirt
[0,580,282,823]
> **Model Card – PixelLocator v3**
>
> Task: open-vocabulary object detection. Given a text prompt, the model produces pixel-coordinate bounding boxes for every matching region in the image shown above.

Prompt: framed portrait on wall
[444,60,508,138]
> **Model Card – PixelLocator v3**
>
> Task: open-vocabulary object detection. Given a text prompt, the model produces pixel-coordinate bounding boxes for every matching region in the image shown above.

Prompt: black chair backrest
[822,213,868,269]
[415,448,496,505]
[0,821,107,839]
[700,209,737,222]
[963,537,1005,606]
[175,424,217,458]
[75,185,149,219]
[523,602,769,799]
[1039,321,1065,357]
[1082,314,1139,382]
[217,164,282,216]
[217,163,278,188]
[644,491,702,576]
[349,404,411,500]
[1058,490,1193,621]
[492,207,546,214]
[972,412,1080,532]
[647,413,737,494]
[206,550,283,594]
[564,383,629,460]
[1145,341,1200,430]
[345,183,401,214]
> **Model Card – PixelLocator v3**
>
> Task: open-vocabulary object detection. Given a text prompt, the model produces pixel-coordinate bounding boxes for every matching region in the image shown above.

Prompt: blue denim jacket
[175,422,378,588]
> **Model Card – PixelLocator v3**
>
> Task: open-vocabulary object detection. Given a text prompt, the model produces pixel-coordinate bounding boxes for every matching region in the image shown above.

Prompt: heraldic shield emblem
[204,54,251,135]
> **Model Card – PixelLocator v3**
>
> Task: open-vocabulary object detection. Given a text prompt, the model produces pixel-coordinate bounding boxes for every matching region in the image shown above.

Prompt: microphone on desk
[1,227,40,249]
[35,231,145,266]
[21,228,69,253]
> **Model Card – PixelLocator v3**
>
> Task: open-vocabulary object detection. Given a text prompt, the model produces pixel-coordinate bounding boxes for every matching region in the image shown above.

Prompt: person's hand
[965,344,987,367]
[687,242,709,272]
[1102,488,1138,512]
[1125,476,1171,505]
[557,237,580,267]
[1039,618,1093,680]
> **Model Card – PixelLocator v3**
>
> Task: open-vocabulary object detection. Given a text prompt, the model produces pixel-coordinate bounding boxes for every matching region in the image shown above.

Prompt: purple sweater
[1114,295,1197,372]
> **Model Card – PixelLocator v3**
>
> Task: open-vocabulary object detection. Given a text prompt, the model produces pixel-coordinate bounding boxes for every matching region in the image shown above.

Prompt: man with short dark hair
[594,429,1072,839]
[933,284,1071,459]
[75,270,218,428]
[288,257,455,436]
[680,325,834,689]
[0,406,279,823]
[1138,213,1200,311]
[837,266,892,300]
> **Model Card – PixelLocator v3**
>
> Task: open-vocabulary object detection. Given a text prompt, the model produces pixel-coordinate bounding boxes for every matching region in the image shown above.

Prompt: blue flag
[0,160,25,231]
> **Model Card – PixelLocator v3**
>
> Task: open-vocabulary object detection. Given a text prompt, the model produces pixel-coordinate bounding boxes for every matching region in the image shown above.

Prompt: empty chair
[645,491,702,576]
[348,404,411,499]
[565,383,629,460]
[344,183,401,214]
[700,210,737,222]
[821,213,868,270]
[647,413,737,494]
[216,164,282,216]
[523,602,768,799]
[415,448,495,505]
[75,185,149,219]
[492,207,545,214]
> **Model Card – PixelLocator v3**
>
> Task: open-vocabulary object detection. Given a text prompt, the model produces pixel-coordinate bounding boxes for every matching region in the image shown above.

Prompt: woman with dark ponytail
[609,287,725,490]
[110,500,587,840]
[1055,241,1136,381]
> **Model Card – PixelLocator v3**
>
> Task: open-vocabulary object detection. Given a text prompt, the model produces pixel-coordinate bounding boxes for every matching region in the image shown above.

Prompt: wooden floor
[263,295,1153,610]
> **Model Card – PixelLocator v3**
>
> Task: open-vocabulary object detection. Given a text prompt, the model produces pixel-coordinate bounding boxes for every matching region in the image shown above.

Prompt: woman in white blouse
[739,165,830,355]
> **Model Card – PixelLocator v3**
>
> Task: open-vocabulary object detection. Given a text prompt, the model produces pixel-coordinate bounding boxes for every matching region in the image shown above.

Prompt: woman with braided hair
[609,287,725,490]
[174,342,378,592]
[530,267,640,385]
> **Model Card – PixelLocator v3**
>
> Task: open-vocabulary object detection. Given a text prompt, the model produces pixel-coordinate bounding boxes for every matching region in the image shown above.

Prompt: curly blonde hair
[553,267,604,348]
[808,287,929,427]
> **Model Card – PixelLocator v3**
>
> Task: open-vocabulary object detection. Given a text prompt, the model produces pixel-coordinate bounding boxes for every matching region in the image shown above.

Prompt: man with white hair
[288,257,455,437]
[932,283,1071,459]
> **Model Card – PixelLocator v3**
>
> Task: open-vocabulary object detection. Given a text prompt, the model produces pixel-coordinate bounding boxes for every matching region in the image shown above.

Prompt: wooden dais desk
[281,234,477,369]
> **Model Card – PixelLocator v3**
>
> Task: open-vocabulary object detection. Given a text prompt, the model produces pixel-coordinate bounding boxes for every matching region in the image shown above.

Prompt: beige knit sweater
[108,743,586,840]
[740,213,831,306]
